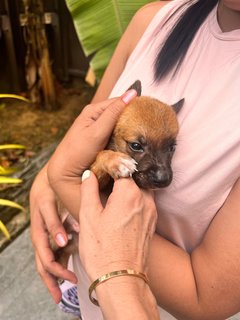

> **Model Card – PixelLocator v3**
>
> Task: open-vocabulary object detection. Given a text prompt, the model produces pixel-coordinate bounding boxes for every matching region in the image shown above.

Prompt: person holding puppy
[30,0,240,319]
[31,91,160,319]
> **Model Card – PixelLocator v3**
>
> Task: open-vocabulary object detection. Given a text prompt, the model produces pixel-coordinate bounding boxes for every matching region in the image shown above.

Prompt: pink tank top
[74,1,240,319]
[110,0,240,253]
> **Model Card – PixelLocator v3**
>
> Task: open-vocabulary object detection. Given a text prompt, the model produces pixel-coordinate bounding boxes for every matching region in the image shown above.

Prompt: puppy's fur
[91,80,183,190]
[53,80,183,269]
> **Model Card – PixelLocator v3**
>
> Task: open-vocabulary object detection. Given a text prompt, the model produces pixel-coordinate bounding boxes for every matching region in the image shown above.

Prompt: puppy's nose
[151,170,172,187]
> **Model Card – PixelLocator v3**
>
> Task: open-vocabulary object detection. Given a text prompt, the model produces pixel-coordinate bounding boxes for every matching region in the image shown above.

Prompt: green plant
[0,94,30,103]
[65,0,152,81]
[0,94,30,239]
[0,144,26,240]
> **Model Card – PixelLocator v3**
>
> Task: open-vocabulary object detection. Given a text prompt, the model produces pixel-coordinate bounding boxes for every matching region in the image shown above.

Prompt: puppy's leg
[91,150,137,189]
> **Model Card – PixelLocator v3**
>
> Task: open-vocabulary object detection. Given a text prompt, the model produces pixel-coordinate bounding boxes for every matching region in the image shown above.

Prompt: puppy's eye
[168,143,176,152]
[128,142,144,152]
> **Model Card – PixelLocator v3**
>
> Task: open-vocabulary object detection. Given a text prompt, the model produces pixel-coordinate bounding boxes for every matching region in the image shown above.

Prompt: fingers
[82,89,137,125]
[81,98,118,123]
[35,252,77,304]
[37,238,77,282]
[43,202,68,248]
[33,222,77,303]
[31,211,77,280]
[108,177,156,224]
[112,177,154,200]
[35,253,62,304]
[92,89,137,136]
[79,170,103,218]
[30,167,68,248]
[110,177,140,199]
[30,203,78,293]
[31,199,68,248]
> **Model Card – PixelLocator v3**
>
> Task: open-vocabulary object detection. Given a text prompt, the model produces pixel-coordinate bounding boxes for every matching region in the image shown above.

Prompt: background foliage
[65,0,152,80]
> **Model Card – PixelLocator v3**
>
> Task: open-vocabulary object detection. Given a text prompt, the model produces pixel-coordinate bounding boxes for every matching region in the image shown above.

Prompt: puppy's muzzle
[133,167,172,189]
[149,168,172,188]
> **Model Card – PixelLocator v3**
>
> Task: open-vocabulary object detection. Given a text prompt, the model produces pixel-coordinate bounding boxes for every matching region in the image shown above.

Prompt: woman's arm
[96,278,159,320]
[148,177,240,320]
[78,171,159,320]
[30,163,78,303]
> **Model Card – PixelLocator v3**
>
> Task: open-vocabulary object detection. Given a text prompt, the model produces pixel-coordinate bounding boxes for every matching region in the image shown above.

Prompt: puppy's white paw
[117,158,138,178]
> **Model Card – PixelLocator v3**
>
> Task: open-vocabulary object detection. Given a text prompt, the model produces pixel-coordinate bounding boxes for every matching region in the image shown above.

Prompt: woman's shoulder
[137,1,171,14]
[132,1,171,32]
[126,1,171,55]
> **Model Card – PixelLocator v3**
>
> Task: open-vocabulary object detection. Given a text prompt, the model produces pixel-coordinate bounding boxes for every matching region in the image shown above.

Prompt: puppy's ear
[127,80,142,96]
[171,98,184,114]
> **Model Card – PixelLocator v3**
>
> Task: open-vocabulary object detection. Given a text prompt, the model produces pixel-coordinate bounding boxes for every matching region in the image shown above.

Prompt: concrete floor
[0,228,75,320]
[1,228,240,320]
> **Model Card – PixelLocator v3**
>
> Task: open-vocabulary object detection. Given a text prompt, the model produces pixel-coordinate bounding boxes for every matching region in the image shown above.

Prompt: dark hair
[154,0,218,82]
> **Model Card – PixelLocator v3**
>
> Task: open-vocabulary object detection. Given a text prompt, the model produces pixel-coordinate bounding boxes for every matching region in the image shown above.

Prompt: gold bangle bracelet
[89,269,149,306]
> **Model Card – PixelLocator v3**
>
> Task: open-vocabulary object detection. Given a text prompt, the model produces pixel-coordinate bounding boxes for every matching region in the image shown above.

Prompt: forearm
[47,116,85,219]
[47,175,81,221]
[148,234,202,320]
[96,277,159,320]
[148,234,236,320]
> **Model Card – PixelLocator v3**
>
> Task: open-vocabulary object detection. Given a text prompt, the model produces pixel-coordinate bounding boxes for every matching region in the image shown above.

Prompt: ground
[0,80,95,152]
[0,79,95,250]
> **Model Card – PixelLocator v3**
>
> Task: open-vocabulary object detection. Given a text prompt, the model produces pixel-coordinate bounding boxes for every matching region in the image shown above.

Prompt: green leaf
[0,166,19,175]
[90,40,118,79]
[65,0,152,80]
[0,220,11,240]
[0,199,25,212]
[0,94,30,103]
[0,144,26,151]
[0,176,22,184]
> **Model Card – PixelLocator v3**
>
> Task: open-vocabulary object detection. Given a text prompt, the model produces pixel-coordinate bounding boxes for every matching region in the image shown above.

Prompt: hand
[30,164,78,304]
[78,170,157,282]
[47,89,137,218]
[30,90,137,304]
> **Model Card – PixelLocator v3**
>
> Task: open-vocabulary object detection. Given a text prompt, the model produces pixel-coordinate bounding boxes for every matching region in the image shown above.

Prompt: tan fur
[115,96,179,143]
[91,96,179,190]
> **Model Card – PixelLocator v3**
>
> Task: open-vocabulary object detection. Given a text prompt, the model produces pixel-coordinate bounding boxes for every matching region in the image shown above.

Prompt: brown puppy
[91,80,183,190]
[53,80,183,269]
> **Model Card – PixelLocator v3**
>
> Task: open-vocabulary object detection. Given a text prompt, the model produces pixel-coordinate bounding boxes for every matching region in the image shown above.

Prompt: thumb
[95,89,137,136]
[80,170,103,219]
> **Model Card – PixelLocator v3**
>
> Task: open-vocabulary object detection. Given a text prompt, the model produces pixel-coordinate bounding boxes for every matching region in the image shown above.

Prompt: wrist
[89,269,148,305]
[94,275,159,320]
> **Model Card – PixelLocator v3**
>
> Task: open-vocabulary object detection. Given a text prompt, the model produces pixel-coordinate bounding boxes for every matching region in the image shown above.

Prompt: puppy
[53,80,183,268]
[91,80,183,190]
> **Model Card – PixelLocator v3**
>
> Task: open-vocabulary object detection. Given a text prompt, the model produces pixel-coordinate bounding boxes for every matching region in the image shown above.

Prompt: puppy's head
[111,96,183,189]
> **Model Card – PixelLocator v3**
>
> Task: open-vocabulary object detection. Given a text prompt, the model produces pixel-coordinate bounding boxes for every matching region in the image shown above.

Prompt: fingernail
[122,89,137,104]
[55,233,67,247]
[73,223,80,233]
[82,170,91,182]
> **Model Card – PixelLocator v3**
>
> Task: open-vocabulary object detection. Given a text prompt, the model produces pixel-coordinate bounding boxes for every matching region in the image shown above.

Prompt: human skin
[218,0,240,31]
[30,1,240,318]
[30,90,138,302]
[78,171,159,320]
